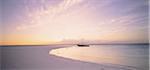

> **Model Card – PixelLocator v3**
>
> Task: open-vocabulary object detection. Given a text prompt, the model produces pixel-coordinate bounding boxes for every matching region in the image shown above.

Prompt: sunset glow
[1,0,148,45]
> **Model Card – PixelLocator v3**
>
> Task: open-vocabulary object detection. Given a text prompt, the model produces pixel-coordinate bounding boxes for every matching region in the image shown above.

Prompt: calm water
[50,45,149,70]
[1,45,149,70]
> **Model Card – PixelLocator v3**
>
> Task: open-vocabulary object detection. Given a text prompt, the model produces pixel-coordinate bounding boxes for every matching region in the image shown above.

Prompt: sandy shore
[1,45,138,70]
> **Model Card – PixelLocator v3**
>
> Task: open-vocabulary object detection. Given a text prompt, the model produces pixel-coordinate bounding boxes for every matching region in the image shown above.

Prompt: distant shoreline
[0,43,149,47]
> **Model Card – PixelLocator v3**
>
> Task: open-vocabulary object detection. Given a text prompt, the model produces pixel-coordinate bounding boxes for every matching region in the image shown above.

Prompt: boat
[77,44,89,47]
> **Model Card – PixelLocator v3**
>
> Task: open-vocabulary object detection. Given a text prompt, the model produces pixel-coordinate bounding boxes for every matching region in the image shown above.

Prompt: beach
[2,0,149,70]
[1,45,148,70]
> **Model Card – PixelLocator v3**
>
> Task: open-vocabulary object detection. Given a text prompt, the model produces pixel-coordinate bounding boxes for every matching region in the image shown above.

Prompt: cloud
[17,0,84,30]
[14,0,148,43]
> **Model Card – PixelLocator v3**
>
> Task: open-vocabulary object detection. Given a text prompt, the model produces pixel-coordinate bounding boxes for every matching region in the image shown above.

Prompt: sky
[1,0,149,45]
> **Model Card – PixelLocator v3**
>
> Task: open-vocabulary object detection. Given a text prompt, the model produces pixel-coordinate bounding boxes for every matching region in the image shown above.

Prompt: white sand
[49,46,138,70]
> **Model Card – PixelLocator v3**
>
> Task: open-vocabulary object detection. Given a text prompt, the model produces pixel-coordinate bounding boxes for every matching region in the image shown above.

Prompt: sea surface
[1,44,149,70]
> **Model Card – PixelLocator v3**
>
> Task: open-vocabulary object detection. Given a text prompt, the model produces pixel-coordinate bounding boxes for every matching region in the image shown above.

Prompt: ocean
[1,44,149,70]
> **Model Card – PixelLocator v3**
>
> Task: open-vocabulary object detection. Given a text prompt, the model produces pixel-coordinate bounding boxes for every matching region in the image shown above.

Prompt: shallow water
[1,45,149,70]
[50,45,149,70]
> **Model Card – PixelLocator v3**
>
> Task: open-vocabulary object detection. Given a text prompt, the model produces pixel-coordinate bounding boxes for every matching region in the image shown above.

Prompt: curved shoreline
[49,47,139,70]
[2,45,144,70]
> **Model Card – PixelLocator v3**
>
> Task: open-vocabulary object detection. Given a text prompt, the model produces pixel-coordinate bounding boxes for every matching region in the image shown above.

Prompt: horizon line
[0,43,149,47]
